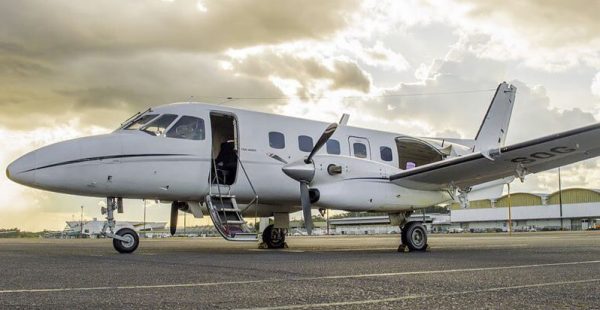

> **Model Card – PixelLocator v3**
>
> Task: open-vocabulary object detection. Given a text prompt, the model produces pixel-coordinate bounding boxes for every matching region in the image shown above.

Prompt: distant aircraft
[7,82,600,253]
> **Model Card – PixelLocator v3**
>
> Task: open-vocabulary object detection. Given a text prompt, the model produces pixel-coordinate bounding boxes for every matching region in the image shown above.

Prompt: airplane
[6,82,600,254]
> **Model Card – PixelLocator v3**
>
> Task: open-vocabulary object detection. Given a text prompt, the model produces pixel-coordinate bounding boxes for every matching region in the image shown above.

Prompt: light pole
[143,199,147,237]
[507,183,512,236]
[558,167,563,230]
[80,205,84,238]
[326,208,329,235]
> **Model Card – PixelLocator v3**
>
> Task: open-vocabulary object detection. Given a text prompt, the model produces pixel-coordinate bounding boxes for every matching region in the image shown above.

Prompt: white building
[63,219,166,238]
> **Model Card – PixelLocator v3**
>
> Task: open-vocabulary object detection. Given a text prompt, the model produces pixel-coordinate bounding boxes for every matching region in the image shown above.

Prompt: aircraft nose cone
[6,151,37,186]
[282,160,315,183]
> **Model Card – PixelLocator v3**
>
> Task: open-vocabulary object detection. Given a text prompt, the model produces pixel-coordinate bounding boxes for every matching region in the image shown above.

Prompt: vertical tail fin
[473,82,517,153]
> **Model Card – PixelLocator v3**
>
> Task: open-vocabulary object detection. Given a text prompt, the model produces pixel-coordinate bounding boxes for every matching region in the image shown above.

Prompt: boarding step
[205,194,257,242]
[209,193,235,199]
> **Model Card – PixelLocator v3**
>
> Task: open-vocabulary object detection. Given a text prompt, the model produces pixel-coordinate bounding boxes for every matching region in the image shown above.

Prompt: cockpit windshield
[166,116,205,140]
[119,111,206,140]
[140,114,178,136]
[124,114,158,130]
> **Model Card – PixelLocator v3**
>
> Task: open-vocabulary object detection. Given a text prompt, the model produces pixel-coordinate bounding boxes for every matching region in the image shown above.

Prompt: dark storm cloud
[0,0,359,129]
[0,0,357,58]
[229,50,371,99]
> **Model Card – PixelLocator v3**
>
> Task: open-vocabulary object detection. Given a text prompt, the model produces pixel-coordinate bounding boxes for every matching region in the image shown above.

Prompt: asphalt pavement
[1,231,599,309]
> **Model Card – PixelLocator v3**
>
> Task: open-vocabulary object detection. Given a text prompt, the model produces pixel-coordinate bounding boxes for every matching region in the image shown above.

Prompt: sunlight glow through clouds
[0,121,109,201]
[592,72,600,98]
[2,0,600,230]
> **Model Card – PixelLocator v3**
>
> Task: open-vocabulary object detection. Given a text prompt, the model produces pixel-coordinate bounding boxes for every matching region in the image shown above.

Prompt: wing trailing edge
[390,123,600,191]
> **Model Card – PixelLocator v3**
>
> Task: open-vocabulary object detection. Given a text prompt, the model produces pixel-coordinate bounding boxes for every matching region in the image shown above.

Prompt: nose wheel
[112,228,140,254]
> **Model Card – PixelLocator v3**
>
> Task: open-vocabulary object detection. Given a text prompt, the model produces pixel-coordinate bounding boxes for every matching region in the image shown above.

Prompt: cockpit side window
[166,116,205,140]
[124,114,158,130]
[141,114,177,136]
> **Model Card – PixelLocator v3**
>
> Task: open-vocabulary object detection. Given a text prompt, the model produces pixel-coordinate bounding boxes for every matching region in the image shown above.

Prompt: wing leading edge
[390,123,600,191]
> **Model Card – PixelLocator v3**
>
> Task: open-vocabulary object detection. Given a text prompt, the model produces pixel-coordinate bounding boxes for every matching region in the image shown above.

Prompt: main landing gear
[102,197,140,254]
[260,224,287,249]
[399,221,428,252]
[394,212,429,253]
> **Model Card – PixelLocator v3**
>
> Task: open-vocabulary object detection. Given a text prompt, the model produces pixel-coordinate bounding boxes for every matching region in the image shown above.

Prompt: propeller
[282,122,339,235]
[170,202,178,236]
[306,123,337,164]
[300,182,312,234]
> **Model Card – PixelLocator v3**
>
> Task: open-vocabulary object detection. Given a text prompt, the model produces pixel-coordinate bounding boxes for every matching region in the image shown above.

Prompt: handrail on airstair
[208,149,259,238]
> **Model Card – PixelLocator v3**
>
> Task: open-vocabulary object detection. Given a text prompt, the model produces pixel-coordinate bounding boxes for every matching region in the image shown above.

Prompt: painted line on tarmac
[1,260,599,294]
[242,278,600,310]
[247,244,529,253]
[317,244,530,252]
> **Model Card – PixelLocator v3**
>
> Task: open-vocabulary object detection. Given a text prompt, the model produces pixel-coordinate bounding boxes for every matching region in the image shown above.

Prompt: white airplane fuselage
[7,102,458,216]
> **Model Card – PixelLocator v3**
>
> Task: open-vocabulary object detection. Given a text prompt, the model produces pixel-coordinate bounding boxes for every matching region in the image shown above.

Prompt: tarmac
[1,231,599,309]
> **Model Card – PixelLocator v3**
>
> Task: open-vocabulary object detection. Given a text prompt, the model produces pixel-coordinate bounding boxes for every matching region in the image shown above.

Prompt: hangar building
[450,188,600,232]
[328,188,600,234]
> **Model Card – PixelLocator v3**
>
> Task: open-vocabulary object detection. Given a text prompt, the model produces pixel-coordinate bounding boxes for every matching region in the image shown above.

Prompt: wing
[390,123,600,190]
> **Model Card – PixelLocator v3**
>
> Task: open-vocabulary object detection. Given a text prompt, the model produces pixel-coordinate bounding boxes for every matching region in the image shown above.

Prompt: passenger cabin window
[141,114,177,136]
[380,146,393,162]
[269,131,285,149]
[298,135,313,152]
[326,139,341,155]
[353,143,367,158]
[166,116,205,140]
[125,114,158,130]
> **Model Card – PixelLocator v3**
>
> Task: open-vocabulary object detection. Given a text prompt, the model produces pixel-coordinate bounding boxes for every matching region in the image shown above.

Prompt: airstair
[207,155,259,241]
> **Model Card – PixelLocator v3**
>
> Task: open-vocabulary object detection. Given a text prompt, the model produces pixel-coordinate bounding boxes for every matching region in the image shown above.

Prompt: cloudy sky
[1,0,600,230]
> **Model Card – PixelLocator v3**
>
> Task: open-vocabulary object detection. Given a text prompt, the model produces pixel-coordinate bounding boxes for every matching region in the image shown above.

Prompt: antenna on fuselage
[339,113,350,126]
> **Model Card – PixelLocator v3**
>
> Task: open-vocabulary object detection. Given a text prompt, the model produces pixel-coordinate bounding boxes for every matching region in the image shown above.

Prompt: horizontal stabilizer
[390,123,600,190]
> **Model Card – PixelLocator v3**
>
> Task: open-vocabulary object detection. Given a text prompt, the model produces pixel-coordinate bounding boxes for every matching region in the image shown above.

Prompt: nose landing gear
[101,197,140,254]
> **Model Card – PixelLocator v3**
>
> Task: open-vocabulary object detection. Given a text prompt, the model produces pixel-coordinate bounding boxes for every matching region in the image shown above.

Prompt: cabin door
[210,112,239,185]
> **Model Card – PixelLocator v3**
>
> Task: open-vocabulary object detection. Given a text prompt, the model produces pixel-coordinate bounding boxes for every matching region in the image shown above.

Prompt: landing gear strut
[101,197,140,254]
[261,224,287,249]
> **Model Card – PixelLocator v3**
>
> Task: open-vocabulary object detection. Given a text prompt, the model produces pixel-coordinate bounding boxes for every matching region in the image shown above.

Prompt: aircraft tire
[403,222,428,251]
[113,228,139,254]
[262,224,286,249]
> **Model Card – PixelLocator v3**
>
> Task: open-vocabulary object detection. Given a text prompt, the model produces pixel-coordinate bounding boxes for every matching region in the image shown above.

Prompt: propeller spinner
[282,122,338,235]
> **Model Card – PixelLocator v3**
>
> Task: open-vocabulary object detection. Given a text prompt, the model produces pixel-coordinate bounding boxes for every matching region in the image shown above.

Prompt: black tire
[113,228,139,254]
[403,222,428,251]
[262,224,286,249]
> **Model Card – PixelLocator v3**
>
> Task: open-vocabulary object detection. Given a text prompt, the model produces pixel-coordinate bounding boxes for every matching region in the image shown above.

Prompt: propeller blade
[170,202,178,236]
[300,182,313,235]
[306,122,338,163]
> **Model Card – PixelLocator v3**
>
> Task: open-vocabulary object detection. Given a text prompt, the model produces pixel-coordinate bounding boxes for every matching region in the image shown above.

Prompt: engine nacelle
[309,155,451,211]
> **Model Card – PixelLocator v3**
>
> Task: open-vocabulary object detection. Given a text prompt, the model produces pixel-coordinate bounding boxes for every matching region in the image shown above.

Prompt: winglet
[474,82,517,153]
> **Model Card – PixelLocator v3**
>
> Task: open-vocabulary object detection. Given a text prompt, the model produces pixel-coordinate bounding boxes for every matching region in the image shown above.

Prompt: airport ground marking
[1,260,599,294]
[242,278,600,310]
